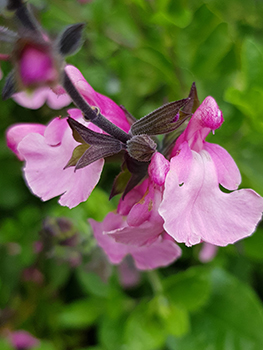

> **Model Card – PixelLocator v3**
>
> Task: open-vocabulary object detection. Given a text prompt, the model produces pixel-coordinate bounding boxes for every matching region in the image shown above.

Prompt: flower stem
[62,70,131,144]
[147,270,163,295]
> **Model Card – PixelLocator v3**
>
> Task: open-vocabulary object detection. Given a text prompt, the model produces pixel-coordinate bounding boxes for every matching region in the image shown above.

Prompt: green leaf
[153,295,190,337]
[163,266,211,311]
[167,268,263,350]
[191,23,232,78]
[98,315,126,350]
[57,297,104,329]
[36,341,57,350]
[243,227,263,261]
[0,338,13,350]
[76,269,110,298]
[124,300,166,350]
[65,144,90,168]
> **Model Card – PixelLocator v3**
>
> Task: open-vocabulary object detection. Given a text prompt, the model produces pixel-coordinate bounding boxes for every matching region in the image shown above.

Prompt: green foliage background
[1,0,263,349]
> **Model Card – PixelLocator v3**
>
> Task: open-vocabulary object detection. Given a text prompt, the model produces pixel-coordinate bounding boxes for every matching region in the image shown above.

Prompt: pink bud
[148,152,170,186]
[19,44,58,87]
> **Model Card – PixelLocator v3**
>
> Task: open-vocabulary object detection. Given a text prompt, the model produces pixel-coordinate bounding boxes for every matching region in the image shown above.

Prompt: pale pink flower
[89,211,181,270]
[6,117,104,208]
[89,154,181,270]
[159,96,263,246]
[6,66,129,208]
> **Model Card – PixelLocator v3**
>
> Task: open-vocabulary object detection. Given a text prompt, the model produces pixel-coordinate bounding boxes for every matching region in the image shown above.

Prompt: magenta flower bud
[9,330,39,350]
[18,43,59,88]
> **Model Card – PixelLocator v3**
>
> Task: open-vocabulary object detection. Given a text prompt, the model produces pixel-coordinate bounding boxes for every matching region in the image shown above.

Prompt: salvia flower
[3,1,263,271]
[159,96,263,246]
[6,65,130,208]
[89,155,182,270]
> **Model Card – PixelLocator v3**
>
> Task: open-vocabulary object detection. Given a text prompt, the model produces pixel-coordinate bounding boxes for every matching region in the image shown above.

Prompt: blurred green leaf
[191,23,232,78]
[124,300,166,350]
[76,269,110,298]
[57,297,104,329]
[167,268,263,350]
[242,226,263,261]
[153,295,189,337]
[36,341,57,350]
[98,315,126,350]
[0,338,13,350]
[163,266,211,311]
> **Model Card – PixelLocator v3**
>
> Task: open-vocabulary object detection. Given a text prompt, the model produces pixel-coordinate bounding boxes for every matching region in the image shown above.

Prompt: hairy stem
[63,70,131,144]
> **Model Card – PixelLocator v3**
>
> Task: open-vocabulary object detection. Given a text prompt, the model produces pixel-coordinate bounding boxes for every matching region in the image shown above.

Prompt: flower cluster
[2,0,263,270]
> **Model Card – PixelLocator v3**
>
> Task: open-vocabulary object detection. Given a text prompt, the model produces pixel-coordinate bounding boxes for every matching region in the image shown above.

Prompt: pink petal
[204,142,241,190]
[160,144,263,246]
[44,117,68,145]
[13,87,71,110]
[65,65,130,132]
[6,123,46,160]
[126,182,164,227]
[90,213,181,270]
[17,118,104,208]
[148,152,170,186]
[108,221,162,246]
[89,213,129,264]
[130,236,182,270]
[46,90,71,109]
[13,88,48,109]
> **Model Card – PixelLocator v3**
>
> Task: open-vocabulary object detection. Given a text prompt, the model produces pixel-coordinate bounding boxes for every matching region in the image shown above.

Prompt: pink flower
[89,154,181,270]
[9,330,39,350]
[6,117,104,208]
[159,96,263,246]
[89,211,181,270]
[6,66,129,208]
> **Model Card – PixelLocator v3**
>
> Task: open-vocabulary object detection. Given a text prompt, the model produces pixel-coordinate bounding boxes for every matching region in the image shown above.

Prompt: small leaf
[162,82,200,155]
[122,153,149,197]
[67,117,122,146]
[0,26,17,44]
[57,23,85,57]
[131,98,191,136]
[109,165,131,199]
[75,143,122,170]
[64,144,90,168]
[2,70,17,100]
